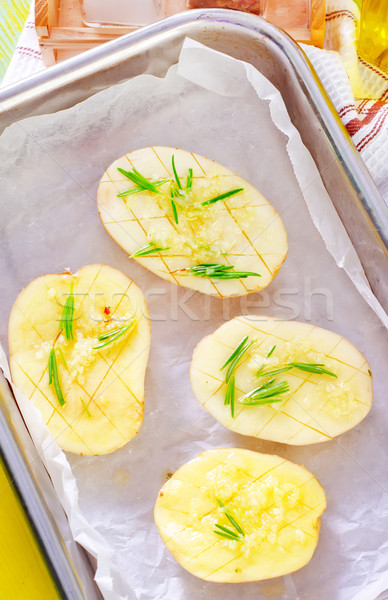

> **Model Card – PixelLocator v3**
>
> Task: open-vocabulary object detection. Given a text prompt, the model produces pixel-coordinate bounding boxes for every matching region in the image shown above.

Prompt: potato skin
[97,146,288,298]
[190,315,373,445]
[9,264,151,455]
[154,448,326,582]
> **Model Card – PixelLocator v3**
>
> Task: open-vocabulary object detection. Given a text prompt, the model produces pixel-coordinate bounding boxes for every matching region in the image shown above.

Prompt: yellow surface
[0,0,30,80]
[0,462,60,599]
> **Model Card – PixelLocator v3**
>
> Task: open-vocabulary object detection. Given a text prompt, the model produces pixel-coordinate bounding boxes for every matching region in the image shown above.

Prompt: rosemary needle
[171,199,179,225]
[238,379,290,405]
[130,242,169,258]
[257,366,293,378]
[214,498,245,540]
[221,336,249,371]
[117,179,169,197]
[48,348,65,406]
[213,525,241,541]
[226,340,254,383]
[201,188,244,206]
[117,167,163,195]
[80,398,91,418]
[93,321,134,350]
[171,154,182,190]
[266,344,276,357]
[58,347,68,368]
[59,281,75,341]
[224,375,236,418]
[172,264,261,280]
[186,168,193,191]
[288,362,337,377]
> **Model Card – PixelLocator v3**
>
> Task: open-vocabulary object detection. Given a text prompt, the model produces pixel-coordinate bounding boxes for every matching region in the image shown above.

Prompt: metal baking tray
[0,9,387,598]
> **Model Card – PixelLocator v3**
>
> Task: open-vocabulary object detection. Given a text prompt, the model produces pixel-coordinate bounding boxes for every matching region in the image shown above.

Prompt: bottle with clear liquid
[358,0,388,74]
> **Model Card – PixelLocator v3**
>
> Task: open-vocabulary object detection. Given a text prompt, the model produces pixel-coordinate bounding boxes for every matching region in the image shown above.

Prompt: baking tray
[0,9,387,598]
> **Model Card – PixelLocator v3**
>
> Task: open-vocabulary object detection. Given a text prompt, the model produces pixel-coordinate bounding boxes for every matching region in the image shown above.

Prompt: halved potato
[154,448,326,582]
[191,316,372,445]
[97,146,288,297]
[9,264,150,455]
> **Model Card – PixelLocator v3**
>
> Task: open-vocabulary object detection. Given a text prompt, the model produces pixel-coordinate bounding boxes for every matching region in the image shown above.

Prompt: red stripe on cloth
[356,109,388,151]
[339,104,355,117]
[357,99,369,113]
[346,101,387,135]
[17,46,42,58]
[339,106,356,119]
[325,10,357,23]
[358,55,388,83]
[16,48,42,61]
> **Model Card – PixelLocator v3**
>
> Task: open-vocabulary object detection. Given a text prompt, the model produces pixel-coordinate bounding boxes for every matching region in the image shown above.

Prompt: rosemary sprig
[186,168,193,191]
[172,263,261,280]
[130,242,169,258]
[214,498,245,541]
[224,375,235,418]
[117,166,164,195]
[117,179,169,198]
[238,379,290,405]
[225,340,253,383]
[202,188,244,206]
[171,154,182,190]
[93,321,134,350]
[59,282,75,341]
[48,348,65,406]
[80,398,91,418]
[288,362,337,377]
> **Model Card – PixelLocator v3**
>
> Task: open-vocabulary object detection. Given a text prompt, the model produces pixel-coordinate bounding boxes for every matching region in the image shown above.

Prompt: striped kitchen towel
[1,0,44,87]
[303,0,388,202]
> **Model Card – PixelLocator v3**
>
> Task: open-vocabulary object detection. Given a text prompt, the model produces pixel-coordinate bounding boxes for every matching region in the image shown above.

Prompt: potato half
[97,146,288,297]
[9,264,150,455]
[191,316,372,445]
[154,448,326,582]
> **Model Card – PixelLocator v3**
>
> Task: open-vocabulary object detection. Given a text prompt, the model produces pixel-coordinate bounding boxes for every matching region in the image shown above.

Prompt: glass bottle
[358,0,388,74]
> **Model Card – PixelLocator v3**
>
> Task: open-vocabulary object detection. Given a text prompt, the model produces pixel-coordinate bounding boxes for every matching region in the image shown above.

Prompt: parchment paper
[0,39,387,600]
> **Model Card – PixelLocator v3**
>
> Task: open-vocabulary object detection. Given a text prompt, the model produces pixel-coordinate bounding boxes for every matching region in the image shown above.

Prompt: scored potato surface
[191,316,372,445]
[9,264,150,455]
[154,448,326,582]
[97,146,288,297]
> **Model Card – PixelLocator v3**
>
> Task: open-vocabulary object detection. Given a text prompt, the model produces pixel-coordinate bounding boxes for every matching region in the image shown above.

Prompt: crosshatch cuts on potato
[97,146,288,298]
[9,264,151,455]
[154,448,326,582]
[191,315,372,445]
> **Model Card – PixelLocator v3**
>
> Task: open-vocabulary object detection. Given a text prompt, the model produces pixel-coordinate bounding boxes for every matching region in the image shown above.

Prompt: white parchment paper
[0,39,387,600]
